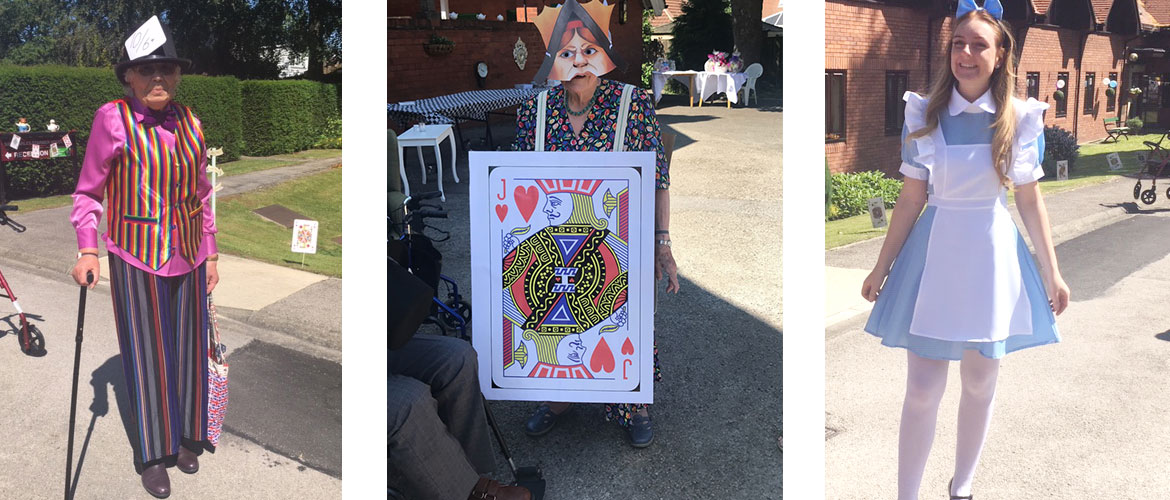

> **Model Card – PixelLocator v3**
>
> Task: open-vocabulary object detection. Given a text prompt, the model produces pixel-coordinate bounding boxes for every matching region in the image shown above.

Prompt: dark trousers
[389,335,493,499]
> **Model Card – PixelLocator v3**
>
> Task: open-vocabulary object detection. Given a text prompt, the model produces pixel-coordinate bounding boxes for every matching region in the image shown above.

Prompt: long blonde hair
[907,10,1019,189]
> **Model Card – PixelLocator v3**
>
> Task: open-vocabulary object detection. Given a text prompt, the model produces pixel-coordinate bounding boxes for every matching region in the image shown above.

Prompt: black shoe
[629,414,654,448]
[177,445,199,474]
[948,479,973,500]
[140,463,171,499]
[524,404,565,437]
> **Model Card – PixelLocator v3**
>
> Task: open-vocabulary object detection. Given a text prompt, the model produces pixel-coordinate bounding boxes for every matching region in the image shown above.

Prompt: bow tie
[140,106,178,131]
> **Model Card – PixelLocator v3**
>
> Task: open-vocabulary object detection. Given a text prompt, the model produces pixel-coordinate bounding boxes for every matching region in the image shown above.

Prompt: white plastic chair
[741,63,763,106]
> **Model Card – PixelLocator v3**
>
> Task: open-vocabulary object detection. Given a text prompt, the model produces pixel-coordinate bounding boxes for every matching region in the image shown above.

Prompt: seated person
[390,334,531,500]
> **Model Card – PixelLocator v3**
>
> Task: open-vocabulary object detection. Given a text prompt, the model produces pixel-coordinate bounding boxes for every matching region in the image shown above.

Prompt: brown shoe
[177,445,199,474]
[468,477,532,500]
[140,463,171,499]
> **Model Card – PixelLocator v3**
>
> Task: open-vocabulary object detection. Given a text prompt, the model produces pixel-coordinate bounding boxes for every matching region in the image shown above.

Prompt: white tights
[897,350,999,500]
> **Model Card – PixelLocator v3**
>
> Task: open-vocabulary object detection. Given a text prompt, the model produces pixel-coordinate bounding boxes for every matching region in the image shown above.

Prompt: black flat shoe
[140,463,171,499]
[177,445,199,474]
[948,479,973,500]
[524,404,566,437]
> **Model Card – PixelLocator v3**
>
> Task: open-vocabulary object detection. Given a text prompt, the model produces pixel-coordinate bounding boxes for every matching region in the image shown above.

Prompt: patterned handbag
[207,295,229,446]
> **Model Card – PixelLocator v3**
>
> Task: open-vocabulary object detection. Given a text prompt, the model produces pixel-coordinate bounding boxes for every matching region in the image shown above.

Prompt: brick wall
[827,1,1132,175]
[389,7,644,104]
[825,1,931,175]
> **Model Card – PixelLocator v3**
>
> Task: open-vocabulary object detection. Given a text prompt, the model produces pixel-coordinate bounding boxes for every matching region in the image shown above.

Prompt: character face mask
[533,0,624,83]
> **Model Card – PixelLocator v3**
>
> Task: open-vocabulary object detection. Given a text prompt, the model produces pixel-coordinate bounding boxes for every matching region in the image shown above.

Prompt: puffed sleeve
[621,87,670,189]
[899,92,932,181]
[513,95,538,152]
[71,102,125,250]
[1009,97,1049,185]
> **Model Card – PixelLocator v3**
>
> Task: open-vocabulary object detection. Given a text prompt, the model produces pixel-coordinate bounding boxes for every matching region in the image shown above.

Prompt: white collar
[948,86,996,115]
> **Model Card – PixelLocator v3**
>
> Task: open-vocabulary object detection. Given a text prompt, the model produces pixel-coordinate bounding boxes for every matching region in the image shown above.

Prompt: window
[885,71,909,136]
[826,70,846,143]
[1056,72,1068,117]
[1026,72,1040,100]
[1084,72,1095,114]
[1107,72,1117,112]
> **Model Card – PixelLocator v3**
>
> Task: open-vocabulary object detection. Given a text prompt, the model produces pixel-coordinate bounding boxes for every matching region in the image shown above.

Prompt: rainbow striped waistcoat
[106,99,207,271]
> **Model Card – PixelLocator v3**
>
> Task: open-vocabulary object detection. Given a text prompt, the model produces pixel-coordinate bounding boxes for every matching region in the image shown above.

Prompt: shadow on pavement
[73,354,139,491]
[1155,329,1170,342]
[484,275,782,498]
[1101,201,1170,214]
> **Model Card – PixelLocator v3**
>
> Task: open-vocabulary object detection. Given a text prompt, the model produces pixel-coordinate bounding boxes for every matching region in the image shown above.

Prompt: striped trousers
[108,254,209,464]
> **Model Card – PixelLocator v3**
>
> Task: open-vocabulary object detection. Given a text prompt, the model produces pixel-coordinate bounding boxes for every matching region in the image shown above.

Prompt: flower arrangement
[1130,87,1143,96]
[424,34,455,56]
[705,50,743,73]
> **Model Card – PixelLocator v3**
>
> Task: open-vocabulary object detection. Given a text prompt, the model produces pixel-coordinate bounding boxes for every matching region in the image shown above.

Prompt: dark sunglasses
[132,63,180,77]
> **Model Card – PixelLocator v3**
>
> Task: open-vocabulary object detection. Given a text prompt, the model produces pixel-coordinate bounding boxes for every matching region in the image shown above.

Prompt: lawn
[826,132,1162,249]
[214,166,342,277]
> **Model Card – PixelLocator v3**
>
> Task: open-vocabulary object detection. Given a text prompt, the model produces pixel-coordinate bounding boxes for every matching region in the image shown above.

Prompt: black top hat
[114,16,192,84]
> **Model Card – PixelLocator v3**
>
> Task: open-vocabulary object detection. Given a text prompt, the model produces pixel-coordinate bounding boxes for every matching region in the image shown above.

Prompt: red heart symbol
[514,186,539,223]
[590,337,616,374]
[621,337,634,355]
[495,204,508,222]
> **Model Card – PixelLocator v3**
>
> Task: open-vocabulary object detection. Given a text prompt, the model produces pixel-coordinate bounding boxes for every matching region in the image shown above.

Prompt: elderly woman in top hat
[514,0,679,448]
[70,16,219,499]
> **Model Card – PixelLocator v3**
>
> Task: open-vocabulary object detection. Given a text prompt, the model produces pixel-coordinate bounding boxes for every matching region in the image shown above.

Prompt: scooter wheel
[20,324,46,357]
[1134,181,1143,200]
[1141,188,1157,205]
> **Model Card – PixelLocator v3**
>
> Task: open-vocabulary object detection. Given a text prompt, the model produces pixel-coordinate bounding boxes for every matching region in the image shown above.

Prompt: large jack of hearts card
[470,151,656,404]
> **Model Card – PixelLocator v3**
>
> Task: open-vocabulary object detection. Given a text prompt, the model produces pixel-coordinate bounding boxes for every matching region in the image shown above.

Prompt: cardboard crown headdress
[532,0,625,83]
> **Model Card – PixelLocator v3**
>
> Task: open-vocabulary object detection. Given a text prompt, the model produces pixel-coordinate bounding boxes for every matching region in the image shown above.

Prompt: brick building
[389,0,657,107]
[826,0,1170,175]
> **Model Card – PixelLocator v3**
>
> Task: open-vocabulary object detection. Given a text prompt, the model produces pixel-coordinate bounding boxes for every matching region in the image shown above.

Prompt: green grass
[214,167,342,277]
[827,133,1163,249]
[218,157,297,176]
[5,194,72,212]
[270,149,342,161]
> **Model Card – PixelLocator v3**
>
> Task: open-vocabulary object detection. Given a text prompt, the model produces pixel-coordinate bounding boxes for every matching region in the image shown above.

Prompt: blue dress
[864,88,1061,360]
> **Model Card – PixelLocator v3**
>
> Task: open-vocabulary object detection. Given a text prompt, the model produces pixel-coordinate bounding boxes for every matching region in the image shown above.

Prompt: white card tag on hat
[9,134,19,149]
[125,16,166,60]
[1056,160,1068,181]
[867,197,888,229]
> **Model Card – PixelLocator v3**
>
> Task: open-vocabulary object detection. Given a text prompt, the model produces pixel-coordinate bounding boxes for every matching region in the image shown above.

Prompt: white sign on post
[291,219,318,254]
[868,197,888,229]
[1056,160,1069,181]
[1106,152,1123,171]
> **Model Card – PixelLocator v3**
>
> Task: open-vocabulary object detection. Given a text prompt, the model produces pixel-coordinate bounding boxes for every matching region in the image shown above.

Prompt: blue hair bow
[956,0,1004,19]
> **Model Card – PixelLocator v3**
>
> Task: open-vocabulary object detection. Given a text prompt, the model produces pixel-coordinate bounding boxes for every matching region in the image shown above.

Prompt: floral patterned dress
[514,79,668,427]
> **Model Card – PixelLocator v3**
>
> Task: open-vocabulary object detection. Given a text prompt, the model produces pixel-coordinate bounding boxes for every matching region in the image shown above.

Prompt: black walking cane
[65,272,92,500]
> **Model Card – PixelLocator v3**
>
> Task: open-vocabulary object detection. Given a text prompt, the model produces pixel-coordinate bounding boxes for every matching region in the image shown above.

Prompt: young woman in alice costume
[860,1,1071,498]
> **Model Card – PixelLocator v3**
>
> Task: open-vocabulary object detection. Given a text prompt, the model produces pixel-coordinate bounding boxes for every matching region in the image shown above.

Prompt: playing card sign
[867,197,887,229]
[1106,152,1123,171]
[1056,160,1068,181]
[291,219,318,253]
[470,151,655,403]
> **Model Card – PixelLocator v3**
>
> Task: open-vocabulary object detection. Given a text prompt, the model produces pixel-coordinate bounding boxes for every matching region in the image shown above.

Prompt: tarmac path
[397,95,783,499]
[0,155,343,497]
[826,207,1170,498]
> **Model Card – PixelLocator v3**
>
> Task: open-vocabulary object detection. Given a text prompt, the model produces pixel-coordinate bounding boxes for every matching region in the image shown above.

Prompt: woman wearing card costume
[70,16,219,499]
[513,0,678,448]
[860,1,1070,498]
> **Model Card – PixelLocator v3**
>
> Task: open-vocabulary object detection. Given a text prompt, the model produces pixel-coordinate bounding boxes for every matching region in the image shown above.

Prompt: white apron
[909,123,1034,342]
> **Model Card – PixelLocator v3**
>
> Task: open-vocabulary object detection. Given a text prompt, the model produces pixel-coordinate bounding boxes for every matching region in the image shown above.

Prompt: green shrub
[313,116,342,149]
[241,80,340,156]
[1041,125,1079,178]
[1125,116,1143,133]
[827,170,903,221]
[0,65,245,197]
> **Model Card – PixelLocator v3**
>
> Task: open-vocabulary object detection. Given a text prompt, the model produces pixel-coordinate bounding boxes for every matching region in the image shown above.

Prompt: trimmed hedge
[241,80,340,156]
[828,170,903,221]
[0,64,246,197]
